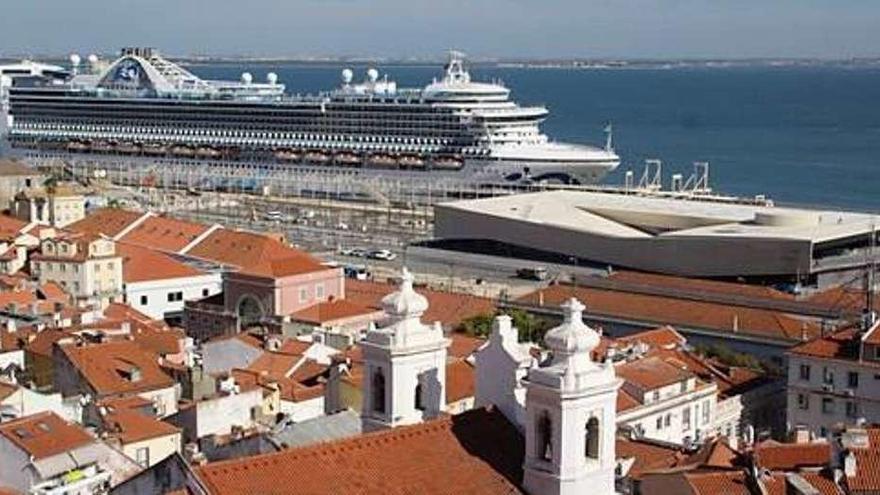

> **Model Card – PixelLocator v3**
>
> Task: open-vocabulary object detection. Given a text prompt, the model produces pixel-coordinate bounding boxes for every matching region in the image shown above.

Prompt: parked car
[344,264,369,280]
[263,210,284,222]
[516,266,548,281]
[367,249,397,261]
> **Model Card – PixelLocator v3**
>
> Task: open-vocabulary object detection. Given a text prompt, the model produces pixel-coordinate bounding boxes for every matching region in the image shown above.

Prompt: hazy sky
[2,0,878,59]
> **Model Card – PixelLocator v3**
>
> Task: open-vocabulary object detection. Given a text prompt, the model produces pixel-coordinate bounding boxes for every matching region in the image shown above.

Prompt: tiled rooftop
[186,229,326,278]
[101,406,180,444]
[346,279,496,330]
[288,298,379,324]
[518,283,821,343]
[753,440,831,470]
[67,208,144,238]
[195,407,525,495]
[118,242,203,283]
[446,359,476,403]
[118,215,212,252]
[0,411,94,460]
[616,355,695,391]
[61,340,175,396]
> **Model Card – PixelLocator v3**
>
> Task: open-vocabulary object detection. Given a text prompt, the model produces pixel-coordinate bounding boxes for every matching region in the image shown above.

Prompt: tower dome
[543,298,600,360]
[380,268,428,320]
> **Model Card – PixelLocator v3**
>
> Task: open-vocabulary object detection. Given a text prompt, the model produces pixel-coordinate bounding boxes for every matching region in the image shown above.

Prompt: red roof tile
[616,356,694,391]
[0,380,17,401]
[446,360,475,403]
[788,328,863,364]
[0,411,94,460]
[61,340,175,396]
[195,407,525,495]
[449,334,486,360]
[753,441,830,470]
[616,326,686,349]
[616,437,685,478]
[519,284,821,342]
[118,243,203,283]
[288,298,379,324]
[346,279,496,329]
[0,215,28,238]
[187,229,326,278]
[67,208,144,238]
[101,408,180,444]
[685,470,752,495]
[119,215,211,252]
[846,428,880,493]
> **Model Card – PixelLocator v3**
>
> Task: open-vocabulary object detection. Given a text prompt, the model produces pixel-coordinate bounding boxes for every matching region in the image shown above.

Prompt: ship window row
[12,108,465,127]
[15,112,471,132]
[13,105,462,122]
[12,125,479,146]
[10,97,458,116]
[16,124,479,144]
[15,119,482,139]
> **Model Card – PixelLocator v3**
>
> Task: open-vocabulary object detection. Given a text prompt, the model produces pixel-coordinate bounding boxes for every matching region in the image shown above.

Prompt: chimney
[128,366,142,383]
[844,451,858,478]
[732,314,739,333]
[792,425,811,444]
[538,291,544,307]
[120,322,131,335]
[5,319,15,333]
[265,336,281,352]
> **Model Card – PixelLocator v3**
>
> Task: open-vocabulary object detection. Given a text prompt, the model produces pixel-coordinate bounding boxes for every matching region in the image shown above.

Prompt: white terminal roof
[441,190,877,244]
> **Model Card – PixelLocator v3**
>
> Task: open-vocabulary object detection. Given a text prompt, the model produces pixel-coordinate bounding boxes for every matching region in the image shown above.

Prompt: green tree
[456,308,554,344]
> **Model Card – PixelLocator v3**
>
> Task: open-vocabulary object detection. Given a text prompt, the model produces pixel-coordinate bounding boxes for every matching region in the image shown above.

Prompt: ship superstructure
[5,48,619,183]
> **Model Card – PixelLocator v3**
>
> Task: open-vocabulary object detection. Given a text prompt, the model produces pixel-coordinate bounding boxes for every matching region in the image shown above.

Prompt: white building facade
[523,298,622,495]
[124,272,222,320]
[360,268,449,431]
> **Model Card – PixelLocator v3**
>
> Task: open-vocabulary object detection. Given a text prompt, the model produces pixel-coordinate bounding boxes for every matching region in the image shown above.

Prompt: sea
[188,62,880,212]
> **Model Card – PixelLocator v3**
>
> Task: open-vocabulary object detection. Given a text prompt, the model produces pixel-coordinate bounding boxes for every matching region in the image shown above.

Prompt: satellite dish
[267,72,278,84]
[366,68,379,83]
[69,54,81,67]
[241,72,253,84]
[87,54,99,65]
[341,68,353,84]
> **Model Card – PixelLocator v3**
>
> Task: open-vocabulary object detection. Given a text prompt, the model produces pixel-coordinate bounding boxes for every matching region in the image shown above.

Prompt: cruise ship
[4,48,620,184]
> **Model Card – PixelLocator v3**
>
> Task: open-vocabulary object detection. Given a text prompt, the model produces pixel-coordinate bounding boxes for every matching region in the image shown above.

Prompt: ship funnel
[241,72,253,85]
[267,72,278,84]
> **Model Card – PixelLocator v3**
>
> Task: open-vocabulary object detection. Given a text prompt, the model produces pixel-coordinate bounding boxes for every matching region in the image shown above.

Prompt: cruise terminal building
[431,191,879,282]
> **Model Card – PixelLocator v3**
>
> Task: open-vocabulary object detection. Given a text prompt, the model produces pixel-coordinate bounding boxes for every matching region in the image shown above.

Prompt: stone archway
[237,294,265,328]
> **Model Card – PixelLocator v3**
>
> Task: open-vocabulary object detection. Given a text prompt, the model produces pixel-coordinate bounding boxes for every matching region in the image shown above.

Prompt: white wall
[618,387,716,445]
[195,388,262,438]
[0,349,24,372]
[0,436,31,492]
[122,431,181,468]
[787,355,879,437]
[137,385,180,418]
[125,273,222,320]
[280,396,325,422]
[0,387,70,421]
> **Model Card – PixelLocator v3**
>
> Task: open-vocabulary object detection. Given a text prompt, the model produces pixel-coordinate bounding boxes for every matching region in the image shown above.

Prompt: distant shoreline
[2,55,879,70]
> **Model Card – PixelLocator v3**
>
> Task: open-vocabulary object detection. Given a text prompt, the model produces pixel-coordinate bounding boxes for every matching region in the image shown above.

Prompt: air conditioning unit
[822,384,834,393]
[844,389,855,397]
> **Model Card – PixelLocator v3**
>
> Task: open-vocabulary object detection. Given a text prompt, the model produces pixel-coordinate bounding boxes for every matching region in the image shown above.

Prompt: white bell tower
[361,268,449,431]
[523,298,622,495]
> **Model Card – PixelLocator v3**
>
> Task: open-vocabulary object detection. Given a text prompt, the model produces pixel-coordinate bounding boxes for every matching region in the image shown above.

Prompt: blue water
[203,64,880,211]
